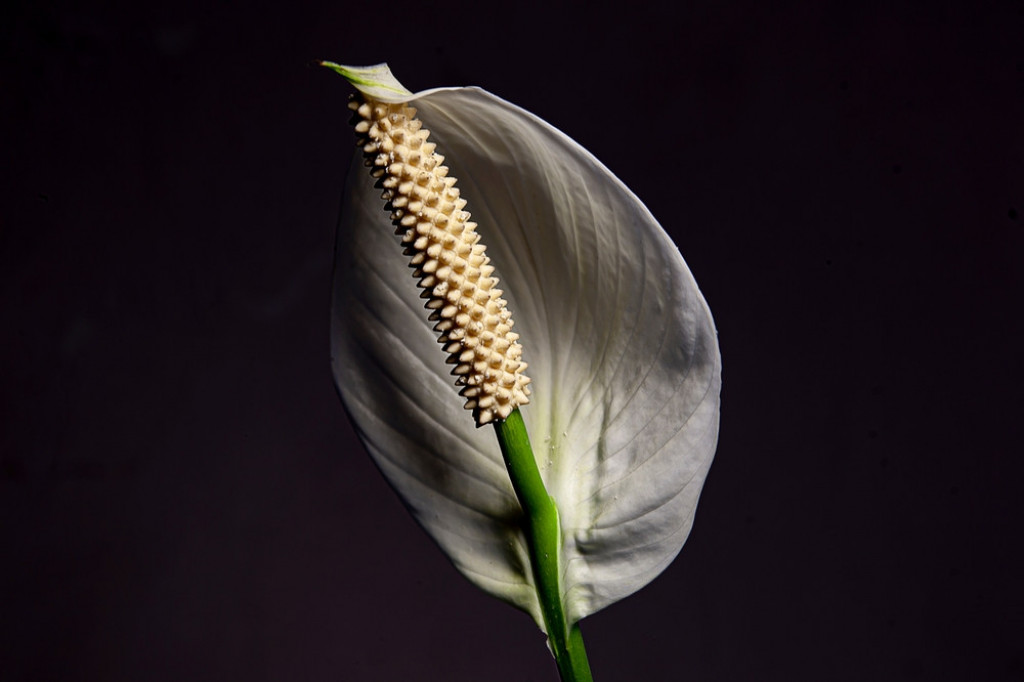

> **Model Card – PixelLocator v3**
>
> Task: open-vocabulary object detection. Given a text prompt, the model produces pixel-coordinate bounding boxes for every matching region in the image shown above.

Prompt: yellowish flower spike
[348,97,531,425]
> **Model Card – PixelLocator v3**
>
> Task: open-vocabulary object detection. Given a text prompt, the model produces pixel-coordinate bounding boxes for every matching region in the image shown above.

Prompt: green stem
[494,409,594,682]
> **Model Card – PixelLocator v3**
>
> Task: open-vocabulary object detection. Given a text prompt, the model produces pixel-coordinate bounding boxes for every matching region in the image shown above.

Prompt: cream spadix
[328,63,721,629]
[349,97,531,426]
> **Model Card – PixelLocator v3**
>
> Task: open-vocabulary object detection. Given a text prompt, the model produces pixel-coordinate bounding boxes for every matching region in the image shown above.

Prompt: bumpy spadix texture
[348,97,531,426]
[330,64,721,630]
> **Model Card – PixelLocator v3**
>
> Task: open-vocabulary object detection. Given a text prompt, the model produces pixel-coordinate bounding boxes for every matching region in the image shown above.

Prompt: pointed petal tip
[319,61,414,102]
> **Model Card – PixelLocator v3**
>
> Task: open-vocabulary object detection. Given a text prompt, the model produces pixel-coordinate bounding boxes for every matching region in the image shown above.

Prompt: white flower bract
[329,63,721,629]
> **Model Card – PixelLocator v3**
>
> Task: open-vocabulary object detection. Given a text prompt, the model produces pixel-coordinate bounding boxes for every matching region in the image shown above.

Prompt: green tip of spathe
[317,60,348,75]
[317,61,413,102]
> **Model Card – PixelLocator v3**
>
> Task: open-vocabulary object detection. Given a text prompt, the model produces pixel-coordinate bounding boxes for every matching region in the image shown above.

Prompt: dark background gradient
[3,1,1022,680]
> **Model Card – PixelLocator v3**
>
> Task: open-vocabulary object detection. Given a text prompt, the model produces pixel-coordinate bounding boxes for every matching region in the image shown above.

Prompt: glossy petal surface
[331,84,721,627]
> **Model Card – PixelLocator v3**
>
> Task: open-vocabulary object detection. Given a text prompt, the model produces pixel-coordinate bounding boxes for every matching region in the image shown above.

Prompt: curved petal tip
[319,61,414,102]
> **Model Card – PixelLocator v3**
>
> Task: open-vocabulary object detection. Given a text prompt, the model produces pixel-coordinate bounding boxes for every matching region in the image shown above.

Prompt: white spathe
[330,63,721,630]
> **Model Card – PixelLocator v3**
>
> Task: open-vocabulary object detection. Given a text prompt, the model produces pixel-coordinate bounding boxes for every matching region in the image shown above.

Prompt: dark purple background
[3,1,1022,680]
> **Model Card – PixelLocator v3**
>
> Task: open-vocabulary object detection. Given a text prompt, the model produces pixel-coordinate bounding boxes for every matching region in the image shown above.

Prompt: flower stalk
[494,409,593,682]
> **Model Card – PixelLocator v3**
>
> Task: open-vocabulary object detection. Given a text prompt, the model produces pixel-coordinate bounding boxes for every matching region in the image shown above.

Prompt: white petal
[331,86,721,627]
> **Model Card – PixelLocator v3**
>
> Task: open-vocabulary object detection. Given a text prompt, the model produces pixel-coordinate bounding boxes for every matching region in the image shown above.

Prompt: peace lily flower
[324,63,721,680]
